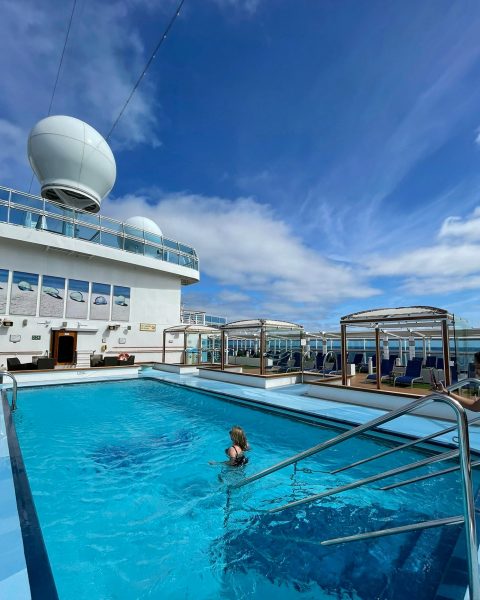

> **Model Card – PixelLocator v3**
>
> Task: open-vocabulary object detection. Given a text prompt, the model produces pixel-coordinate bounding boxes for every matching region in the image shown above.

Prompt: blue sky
[2,0,480,329]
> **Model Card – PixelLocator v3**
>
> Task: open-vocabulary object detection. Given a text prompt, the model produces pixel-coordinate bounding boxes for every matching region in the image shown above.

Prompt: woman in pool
[210,425,250,467]
[225,425,250,466]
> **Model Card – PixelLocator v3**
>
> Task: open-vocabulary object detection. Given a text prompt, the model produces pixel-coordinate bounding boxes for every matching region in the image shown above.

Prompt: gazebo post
[197,333,201,365]
[375,326,381,390]
[221,329,225,370]
[442,318,451,386]
[162,329,166,363]
[183,332,187,365]
[341,323,348,385]
[260,321,266,375]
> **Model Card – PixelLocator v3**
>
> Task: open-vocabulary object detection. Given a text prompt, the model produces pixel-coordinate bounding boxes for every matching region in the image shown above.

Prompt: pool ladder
[0,371,18,411]
[230,378,480,599]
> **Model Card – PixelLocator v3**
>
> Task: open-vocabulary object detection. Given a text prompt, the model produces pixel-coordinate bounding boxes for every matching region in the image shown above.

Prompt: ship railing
[0,371,18,411]
[230,378,480,599]
[0,185,198,271]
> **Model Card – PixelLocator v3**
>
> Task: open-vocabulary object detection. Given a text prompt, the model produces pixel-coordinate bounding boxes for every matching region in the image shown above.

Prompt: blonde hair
[230,425,248,451]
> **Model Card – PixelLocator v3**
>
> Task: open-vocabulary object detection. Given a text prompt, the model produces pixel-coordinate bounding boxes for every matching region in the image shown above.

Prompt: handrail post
[453,400,480,599]
[0,371,18,411]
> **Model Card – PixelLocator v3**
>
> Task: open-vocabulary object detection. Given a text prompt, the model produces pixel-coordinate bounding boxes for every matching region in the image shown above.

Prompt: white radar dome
[125,216,163,237]
[28,115,116,213]
[123,216,163,253]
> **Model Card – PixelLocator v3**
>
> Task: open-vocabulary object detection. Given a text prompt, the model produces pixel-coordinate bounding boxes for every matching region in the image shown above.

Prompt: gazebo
[340,306,455,389]
[162,324,221,365]
[220,319,305,375]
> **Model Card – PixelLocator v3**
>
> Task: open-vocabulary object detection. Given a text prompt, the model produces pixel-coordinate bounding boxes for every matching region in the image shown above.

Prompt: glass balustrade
[0,185,198,271]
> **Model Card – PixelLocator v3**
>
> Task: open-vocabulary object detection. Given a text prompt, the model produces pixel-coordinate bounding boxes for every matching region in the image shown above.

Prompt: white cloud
[103,190,378,322]
[368,205,480,296]
[439,207,480,241]
[218,290,252,303]
[369,243,480,278]
[403,275,480,295]
[211,0,261,15]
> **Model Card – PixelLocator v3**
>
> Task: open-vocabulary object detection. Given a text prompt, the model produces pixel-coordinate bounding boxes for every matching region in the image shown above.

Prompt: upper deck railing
[0,185,198,271]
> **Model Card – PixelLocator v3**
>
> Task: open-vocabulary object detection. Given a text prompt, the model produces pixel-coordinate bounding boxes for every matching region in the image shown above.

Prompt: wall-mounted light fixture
[2,320,13,327]
[108,324,120,331]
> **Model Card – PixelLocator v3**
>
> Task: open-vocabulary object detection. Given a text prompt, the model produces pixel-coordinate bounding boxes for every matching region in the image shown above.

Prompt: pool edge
[2,392,59,600]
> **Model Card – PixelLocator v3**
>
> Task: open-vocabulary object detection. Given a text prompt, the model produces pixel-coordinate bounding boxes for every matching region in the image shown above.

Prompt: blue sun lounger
[365,358,393,383]
[394,359,423,387]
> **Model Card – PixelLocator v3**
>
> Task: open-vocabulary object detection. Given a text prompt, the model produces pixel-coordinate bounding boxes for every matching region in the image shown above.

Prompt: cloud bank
[104,190,378,322]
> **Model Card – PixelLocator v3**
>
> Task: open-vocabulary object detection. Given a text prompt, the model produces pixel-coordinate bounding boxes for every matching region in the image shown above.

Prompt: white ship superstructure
[0,116,199,368]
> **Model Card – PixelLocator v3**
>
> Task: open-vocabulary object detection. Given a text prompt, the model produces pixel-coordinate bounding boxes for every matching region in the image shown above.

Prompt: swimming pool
[10,378,476,598]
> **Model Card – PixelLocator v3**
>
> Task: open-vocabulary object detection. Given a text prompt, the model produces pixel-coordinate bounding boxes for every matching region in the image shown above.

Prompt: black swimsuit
[226,446,248,467]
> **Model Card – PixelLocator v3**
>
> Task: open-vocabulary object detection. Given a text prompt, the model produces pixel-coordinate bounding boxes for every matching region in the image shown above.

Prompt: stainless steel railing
[321,350,338,375]
[0,371,18,410]
[230,378,480,599]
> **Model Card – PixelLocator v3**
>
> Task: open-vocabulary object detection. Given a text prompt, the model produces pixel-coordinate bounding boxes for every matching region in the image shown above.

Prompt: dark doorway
[51,330,77,365]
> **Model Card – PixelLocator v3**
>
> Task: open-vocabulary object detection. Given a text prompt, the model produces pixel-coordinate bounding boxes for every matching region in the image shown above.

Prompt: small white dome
[123,216,163,254]
[125,216,163,237]
[28,115,116,213]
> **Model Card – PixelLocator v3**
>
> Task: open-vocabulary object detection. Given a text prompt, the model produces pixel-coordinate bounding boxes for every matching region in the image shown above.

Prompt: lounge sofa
[91,355,135,367]
[90,354,104,367]
[7,357,37,371]
[34,357,55,370]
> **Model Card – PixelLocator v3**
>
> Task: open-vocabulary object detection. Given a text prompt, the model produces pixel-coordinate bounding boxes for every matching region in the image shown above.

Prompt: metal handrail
[331,414,480,474]
[321,350,338,374]
[230,379,480,598]
[0,371,18,410]
[232,378,480,489]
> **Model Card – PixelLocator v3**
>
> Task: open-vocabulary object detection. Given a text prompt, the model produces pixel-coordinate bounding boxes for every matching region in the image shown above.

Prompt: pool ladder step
[320,515,464,546]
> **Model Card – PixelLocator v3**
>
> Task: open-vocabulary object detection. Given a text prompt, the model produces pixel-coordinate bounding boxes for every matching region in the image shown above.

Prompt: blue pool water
[12,378,473,599]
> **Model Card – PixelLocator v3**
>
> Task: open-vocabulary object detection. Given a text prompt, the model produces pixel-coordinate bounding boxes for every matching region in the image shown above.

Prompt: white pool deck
[1,366,480,599]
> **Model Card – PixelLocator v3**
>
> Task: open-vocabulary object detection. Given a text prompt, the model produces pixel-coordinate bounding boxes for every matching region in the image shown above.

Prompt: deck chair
[450,363,458,384]
[270,352,291,373]
[350,353,364,370]
[359,354,375,373]
[437,357,444,370]
[315,353,324,371]
[425,356,437,368]
[303,356,316,371]
[365,358,392,383]
[273,351,290,367]
[321,353,341,375]
[394,359,423,387]
[287,351,302,372]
